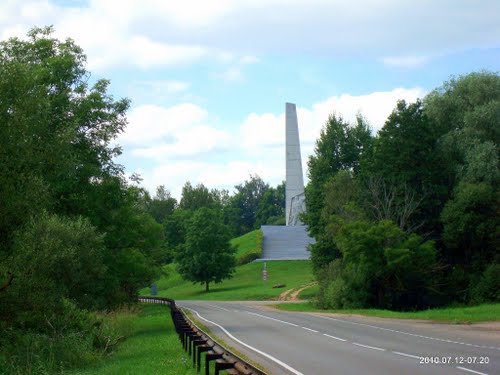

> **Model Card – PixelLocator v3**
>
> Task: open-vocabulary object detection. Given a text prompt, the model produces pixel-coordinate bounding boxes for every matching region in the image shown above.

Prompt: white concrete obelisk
[285,103,306,226]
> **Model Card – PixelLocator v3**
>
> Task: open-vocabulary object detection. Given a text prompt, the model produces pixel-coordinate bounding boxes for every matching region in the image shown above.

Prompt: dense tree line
[146,176,285,291]
[0,28,285,373]
[0,28,166,373]
[305,71,500,310]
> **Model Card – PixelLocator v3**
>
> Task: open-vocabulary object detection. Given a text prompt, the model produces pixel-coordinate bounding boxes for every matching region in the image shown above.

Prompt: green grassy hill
[142,229,314,300]
[231,229,263,264]
[145,260,313,301]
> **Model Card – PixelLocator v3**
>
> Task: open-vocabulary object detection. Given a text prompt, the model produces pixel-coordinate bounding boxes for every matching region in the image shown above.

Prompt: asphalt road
[178,301,499,375]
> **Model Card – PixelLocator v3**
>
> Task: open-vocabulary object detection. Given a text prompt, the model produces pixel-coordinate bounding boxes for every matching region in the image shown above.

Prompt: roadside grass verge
[68,304,196,375]
[297,283,319,300]
[143,260,314,301]
[274,302,500,323]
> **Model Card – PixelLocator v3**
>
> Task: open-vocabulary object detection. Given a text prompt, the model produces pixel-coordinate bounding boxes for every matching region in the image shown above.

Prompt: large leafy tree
[255,181,285,226]
[363,100,449,236]
[230,175,269,234]
[305,114,372,237]
[304,114,372,274]
[425,72,500,300]
[179,182,218,211]
[0,27,162,313]
[176,208,236,292]
[147,185,177,224]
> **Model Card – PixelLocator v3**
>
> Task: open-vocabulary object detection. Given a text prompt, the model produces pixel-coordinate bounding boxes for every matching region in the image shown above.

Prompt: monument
[285,103,306,226]
[259,102,314,260]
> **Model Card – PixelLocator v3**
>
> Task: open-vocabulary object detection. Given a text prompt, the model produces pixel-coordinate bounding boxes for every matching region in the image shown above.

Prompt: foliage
[441,182,498,268]
[363,100,449,235]
[147,185,177,224]
[0,28,166,374]
[176,208,236,292]
[179,182,219,211]
[255,182,285,227]
[305,114,372,237]
[229,175,270,234]
[470,264,500,304]
[318,220,438,310]
[304,71,499,311]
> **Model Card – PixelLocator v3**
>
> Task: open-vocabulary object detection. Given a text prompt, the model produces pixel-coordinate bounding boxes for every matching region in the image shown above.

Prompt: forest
[0,28,498,373]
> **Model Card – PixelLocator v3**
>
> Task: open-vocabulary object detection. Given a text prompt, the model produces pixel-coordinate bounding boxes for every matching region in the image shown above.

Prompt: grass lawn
[275,302,500,323]
[297,283,319,300]
[231,229,262,259]
[69,304,197,375]
[143,260,314,301]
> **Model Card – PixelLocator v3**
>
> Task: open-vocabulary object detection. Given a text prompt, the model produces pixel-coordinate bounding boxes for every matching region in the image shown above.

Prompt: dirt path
[278,282,317,301]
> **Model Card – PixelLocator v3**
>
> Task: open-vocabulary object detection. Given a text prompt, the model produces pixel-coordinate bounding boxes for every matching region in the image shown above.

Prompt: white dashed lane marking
[393,351,420,359]
[353,342,386,351]
[456,366,488,375]
[315,315,500,351]
[323,333,347,342]
[301,326,319,333]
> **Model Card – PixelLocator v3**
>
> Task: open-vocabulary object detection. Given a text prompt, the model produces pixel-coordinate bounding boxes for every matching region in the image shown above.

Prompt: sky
[2,0,499,199]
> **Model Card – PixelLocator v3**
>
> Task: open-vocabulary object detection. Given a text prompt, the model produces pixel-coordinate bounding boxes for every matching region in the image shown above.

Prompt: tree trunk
[205,281,209,292]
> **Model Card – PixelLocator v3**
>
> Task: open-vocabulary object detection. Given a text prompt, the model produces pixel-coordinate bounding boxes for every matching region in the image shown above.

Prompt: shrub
[470,264,500,304]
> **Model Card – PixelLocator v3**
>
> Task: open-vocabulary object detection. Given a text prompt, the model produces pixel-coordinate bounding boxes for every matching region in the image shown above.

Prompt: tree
[305,114,372,237]
[148,185,177,224]
[2,214,106,323]
[363,100,448,237]
[230,175,269,234]
[179,182,218,211]
[424,72,500,299]
[256,182,285,226]
[321,219,439,310]
[176,208,236,291]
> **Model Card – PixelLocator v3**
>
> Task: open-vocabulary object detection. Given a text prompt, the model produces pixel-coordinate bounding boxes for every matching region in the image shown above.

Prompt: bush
[0,299,99,374]
[237,251,261,265]
[470,264,500,304]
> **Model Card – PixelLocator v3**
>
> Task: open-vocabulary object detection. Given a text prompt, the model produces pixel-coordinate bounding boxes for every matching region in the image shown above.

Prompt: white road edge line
[314,315,500,351]
[301,326,318,333]
[246,311,299,327]
[185,307,305,375]
[456,366,489,375]
[352,342,386,351]
[323,334,347,342]
[393,351,420,359]
[206,304,231,312]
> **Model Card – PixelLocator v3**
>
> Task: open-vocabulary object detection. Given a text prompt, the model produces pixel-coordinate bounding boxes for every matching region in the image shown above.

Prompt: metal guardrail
[139,296,268,375]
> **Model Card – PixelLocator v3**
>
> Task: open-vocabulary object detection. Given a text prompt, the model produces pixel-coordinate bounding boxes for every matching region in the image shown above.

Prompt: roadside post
[150,283,157,296]
[262,262,267,286]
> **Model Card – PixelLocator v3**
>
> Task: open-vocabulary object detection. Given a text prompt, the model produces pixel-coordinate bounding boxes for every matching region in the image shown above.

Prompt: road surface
[178,301,499,375]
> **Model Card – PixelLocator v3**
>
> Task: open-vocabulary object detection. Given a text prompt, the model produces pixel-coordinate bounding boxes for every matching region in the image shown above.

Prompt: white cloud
[130,87,427,199]
[118,103,208,145]
[239,55,260,64]
[132,125,232,159]
[381,55,430,68]
[218,67,244,82]
[118,103,232,162]
[3,0,497,70]
[240,87,427,153]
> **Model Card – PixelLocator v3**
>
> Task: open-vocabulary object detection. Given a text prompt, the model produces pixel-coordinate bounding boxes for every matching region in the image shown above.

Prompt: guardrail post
[215,361,236,375]
[191,339,206,367]
[197,345,212,372]
[205,353,223,375]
